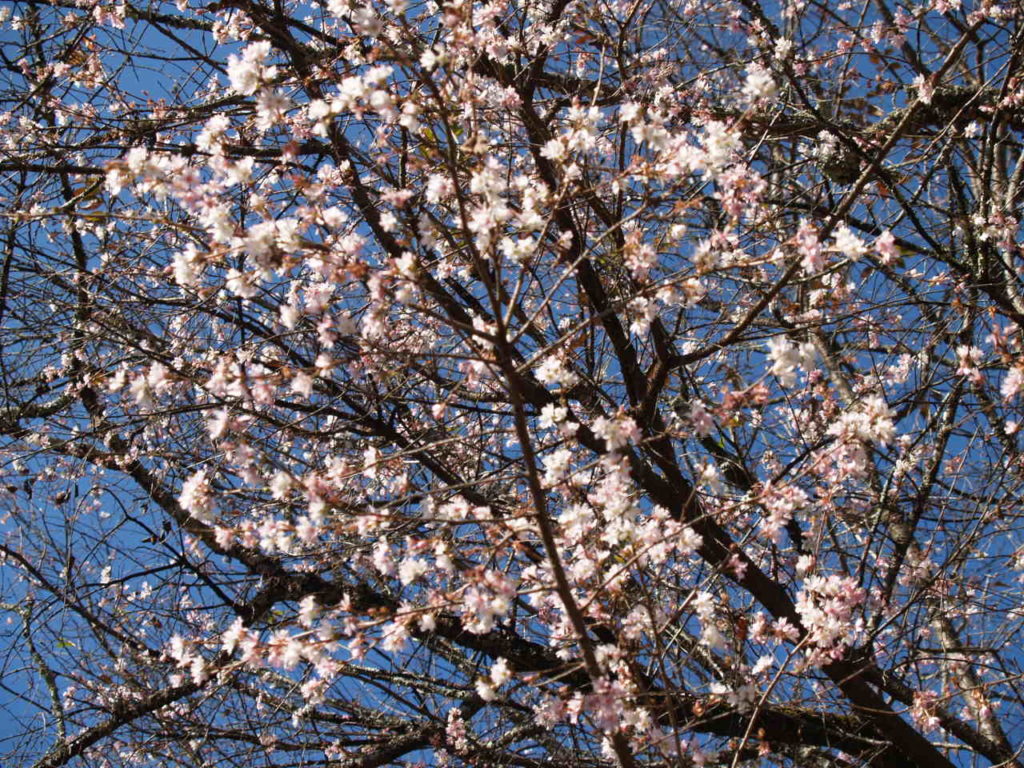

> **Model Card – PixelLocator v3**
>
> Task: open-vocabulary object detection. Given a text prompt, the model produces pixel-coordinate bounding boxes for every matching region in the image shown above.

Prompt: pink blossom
[875,230,899,264]
[226,41,276,96]
[795,574,866,661]
[179,469,216,523]
[593,414,640,452]
[1003,366,1024,400]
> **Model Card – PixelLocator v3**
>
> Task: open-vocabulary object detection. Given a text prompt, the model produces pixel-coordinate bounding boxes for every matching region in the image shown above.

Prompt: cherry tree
[1,0,1024,765]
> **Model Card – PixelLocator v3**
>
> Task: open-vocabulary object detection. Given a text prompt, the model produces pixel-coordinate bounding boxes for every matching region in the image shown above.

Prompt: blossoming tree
[2,0,1024,765]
